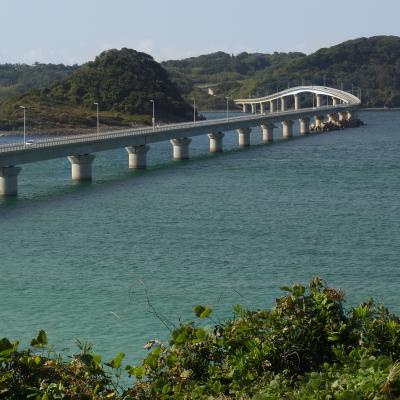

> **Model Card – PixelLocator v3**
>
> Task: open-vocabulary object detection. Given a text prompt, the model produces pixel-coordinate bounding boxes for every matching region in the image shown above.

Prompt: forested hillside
[0,49,194,132]
[162,51,305,109]
[163,36,400,109]
[1,36,400,132]
[0,63,78,100]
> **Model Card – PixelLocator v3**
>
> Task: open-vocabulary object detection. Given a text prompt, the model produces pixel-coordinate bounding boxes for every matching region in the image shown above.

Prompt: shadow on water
[0,129,353,209]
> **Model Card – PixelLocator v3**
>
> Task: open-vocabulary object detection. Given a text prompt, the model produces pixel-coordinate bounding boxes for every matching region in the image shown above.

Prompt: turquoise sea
[0,111,399,365]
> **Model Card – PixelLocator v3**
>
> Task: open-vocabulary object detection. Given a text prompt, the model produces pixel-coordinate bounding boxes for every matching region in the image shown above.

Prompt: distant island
[0,49,195,134]
[0,35,400,133]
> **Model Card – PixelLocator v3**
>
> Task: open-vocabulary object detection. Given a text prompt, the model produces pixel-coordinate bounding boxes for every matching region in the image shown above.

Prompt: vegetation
[1,36,400,132]
[2,278,400,399]
[163,35,400,109]
[0,63,78,101]
[0,49,194,133]
[162,51,304,109]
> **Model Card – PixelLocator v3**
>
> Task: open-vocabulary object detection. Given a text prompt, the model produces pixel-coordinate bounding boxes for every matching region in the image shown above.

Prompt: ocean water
[0,111,399,366]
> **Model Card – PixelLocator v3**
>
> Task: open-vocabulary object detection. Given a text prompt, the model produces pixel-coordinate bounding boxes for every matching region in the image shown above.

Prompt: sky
[2,0,400,65]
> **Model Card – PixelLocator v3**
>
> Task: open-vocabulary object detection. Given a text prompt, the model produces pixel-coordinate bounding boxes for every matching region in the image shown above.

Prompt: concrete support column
[242,104,247,113]
[251,104,256,114]
[237,127,251,147]
[0,166,22,196]
[332,97,338,106]
[68,154,95,181]
[170,137,191,160]
[260,103,265,113]
[270,100,275,113]
[208,132,224,153]
[294,94,300,110]
[126,145,150,169]
[315,115,325,128]
[281,97,287,112]
[316,94,323,108]
[282,120,294,139]
[299,117,310,135]
[261,124,276,143]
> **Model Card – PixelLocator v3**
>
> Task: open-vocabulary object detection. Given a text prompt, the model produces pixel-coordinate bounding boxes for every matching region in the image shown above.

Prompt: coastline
[1,108,397,138]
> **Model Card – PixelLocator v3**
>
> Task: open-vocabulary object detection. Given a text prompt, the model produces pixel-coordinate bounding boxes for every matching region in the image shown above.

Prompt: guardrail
[0,103,354,154]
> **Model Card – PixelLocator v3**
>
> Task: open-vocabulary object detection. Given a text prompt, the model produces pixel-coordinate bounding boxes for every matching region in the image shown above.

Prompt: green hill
[0,48,194,133]
[0,63,78,101]
[239,35,400,107]
[163,36,400,109]
[162,51,305,109]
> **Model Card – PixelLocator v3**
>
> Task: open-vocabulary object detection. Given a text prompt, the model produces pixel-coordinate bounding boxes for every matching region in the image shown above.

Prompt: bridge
[0,86,360,196]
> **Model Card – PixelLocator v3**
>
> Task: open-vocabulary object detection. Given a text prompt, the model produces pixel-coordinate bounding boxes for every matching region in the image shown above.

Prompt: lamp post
[93,102,99,134]
[149,100,155,131]
[192,98,196,125]
[19,106,26,145]
[225,97,230,121]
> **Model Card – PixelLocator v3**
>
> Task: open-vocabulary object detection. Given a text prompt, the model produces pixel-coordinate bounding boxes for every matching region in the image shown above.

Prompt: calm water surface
[0,111,399,364]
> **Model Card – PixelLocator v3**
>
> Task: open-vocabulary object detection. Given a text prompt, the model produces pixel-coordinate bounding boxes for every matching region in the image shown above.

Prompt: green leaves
[30,330,48,348]
[0,337,17,359]
[192,305,212,318]
[4,279,400,399]
[106,352,125,369]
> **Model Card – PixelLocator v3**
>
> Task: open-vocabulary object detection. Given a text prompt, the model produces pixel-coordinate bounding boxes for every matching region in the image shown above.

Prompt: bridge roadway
[0,88,360,196]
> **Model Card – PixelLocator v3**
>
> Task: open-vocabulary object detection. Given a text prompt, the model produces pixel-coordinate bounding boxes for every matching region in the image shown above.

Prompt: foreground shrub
[125,278,400,399]
[2,278,400,399]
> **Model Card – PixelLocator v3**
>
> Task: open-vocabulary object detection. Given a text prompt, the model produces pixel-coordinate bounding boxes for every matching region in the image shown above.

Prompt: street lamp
[192,98,196,125]
[19,106,26,145]
[225,97,230,121]
[149,100,155,131]
[93,102,99,134]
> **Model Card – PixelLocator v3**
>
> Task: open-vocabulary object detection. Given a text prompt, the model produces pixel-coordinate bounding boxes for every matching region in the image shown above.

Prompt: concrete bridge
[0,86,360,196]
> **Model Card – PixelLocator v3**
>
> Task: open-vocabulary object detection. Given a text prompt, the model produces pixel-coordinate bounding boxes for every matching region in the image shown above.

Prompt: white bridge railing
[0,104,352,154]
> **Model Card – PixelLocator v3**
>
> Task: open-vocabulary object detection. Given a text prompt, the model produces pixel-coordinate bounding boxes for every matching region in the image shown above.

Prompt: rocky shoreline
[310,118,364,133]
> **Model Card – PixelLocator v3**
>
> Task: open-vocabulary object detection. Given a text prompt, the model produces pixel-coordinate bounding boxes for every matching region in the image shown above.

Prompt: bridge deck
[0,103,358,167]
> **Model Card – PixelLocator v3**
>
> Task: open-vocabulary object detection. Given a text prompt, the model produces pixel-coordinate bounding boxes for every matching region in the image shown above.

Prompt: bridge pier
[260,103,265,113]
[269,100,275,113]
[208,132,224,153]
[0,166,22,196]
[126,145,150,169]
[281,97,287,112]
[316,94,323,108]
[282,120,294,139]
[332,97,339,106]
[237,127,251,147]
[299,117,310,135]
[68,154,95,181]
[251,104,256,114]
[261,124,276,143]
[242,104,247,113]
[171,137,191,160]
[294,94,300,110]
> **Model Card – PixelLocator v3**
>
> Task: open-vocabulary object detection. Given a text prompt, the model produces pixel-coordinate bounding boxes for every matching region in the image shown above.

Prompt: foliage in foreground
[2,278,400,399]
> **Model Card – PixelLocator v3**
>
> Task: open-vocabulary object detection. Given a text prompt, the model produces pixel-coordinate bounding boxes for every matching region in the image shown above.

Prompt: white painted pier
[0,86,360,195]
